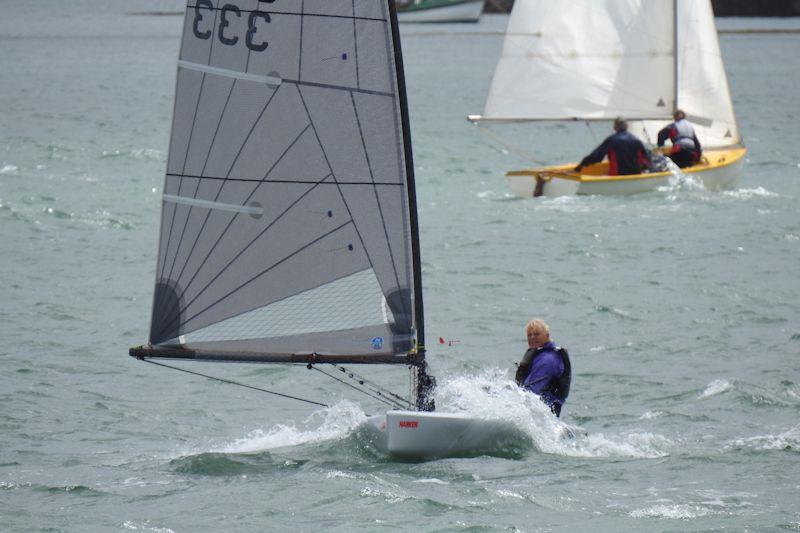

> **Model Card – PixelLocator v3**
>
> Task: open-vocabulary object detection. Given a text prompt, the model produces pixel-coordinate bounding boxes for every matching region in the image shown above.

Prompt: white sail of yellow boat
[468,0,746,197]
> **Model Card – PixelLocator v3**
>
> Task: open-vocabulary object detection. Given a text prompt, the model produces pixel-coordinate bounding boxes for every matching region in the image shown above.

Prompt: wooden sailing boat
[469,0,746,197]
[129,0,519,458]
[396,0,484,23]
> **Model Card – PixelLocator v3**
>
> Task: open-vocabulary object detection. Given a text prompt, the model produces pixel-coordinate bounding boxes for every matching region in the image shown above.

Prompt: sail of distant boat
[132,0,426,375]
[469,0,745,196]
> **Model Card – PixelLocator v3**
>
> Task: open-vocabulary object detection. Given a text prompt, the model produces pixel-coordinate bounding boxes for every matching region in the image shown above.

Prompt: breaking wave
[215,400,368,454]
[726,425,800,453]
[699,378,734,399]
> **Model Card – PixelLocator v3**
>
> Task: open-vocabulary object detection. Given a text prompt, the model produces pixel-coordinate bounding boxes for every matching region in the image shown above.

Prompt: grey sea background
[2,1,800,531]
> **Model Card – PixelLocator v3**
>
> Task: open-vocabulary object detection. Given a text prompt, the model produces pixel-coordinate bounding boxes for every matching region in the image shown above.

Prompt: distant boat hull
[397,0,484,23]
[363,410,526,459]
[506,146,747,197]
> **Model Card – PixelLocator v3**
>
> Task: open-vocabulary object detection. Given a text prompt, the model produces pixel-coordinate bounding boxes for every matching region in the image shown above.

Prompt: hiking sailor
[515,319,571,417]
[657,109,702,168]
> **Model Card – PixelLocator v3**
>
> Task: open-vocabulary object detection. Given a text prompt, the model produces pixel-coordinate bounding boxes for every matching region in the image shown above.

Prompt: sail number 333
[193,0,276,52]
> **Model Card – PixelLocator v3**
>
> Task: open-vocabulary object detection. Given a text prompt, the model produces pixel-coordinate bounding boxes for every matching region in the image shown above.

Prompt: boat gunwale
[507,146,746,184]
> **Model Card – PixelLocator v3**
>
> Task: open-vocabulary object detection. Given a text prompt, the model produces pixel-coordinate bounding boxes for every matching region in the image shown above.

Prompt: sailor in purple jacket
[515,319,571,417]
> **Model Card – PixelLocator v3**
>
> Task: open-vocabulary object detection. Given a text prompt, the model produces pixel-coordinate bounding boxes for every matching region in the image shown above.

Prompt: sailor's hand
[573,164,583,172]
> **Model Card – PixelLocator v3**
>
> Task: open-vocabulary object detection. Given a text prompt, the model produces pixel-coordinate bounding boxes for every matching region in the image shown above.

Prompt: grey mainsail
[138,0,424,364]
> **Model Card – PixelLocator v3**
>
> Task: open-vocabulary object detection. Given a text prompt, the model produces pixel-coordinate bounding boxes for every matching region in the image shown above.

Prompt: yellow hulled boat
[470,0,746,197]
[507,146,747,197]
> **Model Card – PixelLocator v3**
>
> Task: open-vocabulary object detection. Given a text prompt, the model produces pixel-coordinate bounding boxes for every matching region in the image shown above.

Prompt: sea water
[1,2,799,531]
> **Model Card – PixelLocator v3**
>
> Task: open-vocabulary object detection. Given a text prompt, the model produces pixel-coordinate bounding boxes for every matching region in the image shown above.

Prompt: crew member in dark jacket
[515,319,571,417]
[657,109,702,168]
[574,117,651,175]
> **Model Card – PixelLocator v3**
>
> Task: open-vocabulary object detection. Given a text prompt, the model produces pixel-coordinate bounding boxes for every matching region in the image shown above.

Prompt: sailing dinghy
[129,0,523,459]
[469,0,746,197]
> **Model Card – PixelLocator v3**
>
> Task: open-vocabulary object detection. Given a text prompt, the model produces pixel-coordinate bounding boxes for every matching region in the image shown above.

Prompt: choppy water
[1,2,799,531]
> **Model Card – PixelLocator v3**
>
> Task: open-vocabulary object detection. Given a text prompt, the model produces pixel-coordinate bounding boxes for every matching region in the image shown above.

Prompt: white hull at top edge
[397,0,484,23]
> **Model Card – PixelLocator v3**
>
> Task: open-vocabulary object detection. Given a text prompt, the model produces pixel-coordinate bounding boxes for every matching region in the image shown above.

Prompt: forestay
[146,0,423,362]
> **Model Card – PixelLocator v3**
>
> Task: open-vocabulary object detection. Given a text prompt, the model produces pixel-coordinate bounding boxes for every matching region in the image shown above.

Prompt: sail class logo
[371,337,384,350]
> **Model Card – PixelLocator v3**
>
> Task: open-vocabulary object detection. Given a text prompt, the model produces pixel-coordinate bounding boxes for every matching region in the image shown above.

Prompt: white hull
[507,147,746,198]
[362,410,526,459]
[397,1,483,23]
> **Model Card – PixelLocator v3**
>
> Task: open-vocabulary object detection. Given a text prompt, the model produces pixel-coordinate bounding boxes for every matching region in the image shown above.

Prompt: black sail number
[218,4,241,46]
[246,11,270,52]
[191,1,273,52]
[192,0,214,40]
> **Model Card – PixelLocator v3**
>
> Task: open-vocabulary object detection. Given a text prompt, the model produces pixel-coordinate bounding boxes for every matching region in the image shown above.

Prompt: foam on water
[699,378,734,399]
[122,521,176,533]
[434,368,672,459]
[727,425,800,452]
[215,400,368,454]
[723,186,779,199]
[628,503,714,519]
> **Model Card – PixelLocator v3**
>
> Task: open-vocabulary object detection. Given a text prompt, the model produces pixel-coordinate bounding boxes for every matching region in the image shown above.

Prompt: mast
[673,0,679,113]
[387,0,434,411]
[388,0,425,358]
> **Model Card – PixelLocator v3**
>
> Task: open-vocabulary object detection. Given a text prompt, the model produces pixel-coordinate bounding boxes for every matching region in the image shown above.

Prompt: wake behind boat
[128,0,527,460]
[469,0,746,197]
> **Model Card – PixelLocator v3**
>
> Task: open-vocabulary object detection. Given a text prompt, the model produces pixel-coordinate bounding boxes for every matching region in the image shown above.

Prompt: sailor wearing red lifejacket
[574,118,651,176]
[657,109,702,168]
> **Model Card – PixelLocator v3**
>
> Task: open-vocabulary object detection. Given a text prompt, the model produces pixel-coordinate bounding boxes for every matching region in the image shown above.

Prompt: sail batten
[144,0,422,361]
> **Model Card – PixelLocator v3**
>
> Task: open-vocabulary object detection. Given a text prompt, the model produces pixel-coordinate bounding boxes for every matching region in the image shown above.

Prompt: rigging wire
[308,365,408,410]
[584,120,600,144]
[139,359,411,411]
[330,363,414,409]
[475,124,545,165]
[141,359,329,407]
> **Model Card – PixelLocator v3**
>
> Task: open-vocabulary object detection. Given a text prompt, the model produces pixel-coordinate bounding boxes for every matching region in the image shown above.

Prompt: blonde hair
[525,318,550,337]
